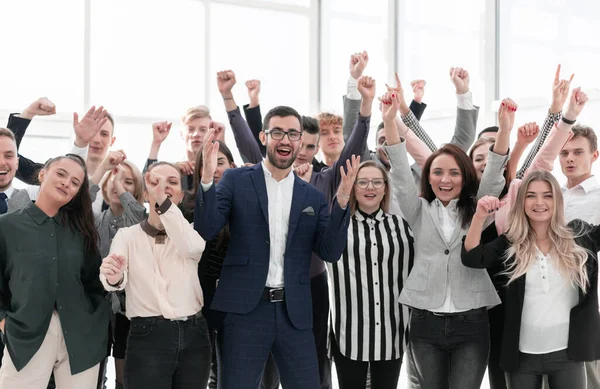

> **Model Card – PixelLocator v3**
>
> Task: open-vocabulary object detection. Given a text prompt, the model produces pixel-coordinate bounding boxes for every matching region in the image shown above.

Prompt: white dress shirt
[262,163,295,287]
[519,249,578,354]
[563,176,600,225]
[431,198,469,313]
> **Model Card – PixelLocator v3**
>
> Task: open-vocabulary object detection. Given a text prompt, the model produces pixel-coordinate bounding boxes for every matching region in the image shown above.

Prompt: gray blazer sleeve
[383,141,423,226]
[227,107,264,164]
[341,96,371,163]
[450,107,479,153]
[476,145,509,200]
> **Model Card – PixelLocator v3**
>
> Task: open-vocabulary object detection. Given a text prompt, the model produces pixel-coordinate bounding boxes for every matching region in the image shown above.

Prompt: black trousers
[312,271,332,389]
[508,350,585,389]
[331,337,402,389]
[488,304,507,389]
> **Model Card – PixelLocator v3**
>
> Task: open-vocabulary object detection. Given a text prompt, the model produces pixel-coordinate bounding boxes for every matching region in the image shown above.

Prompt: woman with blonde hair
[462,170,600,389]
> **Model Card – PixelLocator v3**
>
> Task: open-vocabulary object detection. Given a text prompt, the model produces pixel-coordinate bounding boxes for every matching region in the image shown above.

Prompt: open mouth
[276,146,292,157]
[364,194,377,199]
[0,169,9,177]
[532,208,548,213]
[438,186,453,193]
[566,166,576,172]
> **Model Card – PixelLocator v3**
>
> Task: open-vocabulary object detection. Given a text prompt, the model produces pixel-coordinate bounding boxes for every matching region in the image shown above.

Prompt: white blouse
[519,248,579,354]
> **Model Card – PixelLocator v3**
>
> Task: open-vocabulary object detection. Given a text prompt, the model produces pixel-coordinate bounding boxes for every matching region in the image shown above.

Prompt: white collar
[261,162,294,183]
[563,176,600,194]
[2,184,15,199]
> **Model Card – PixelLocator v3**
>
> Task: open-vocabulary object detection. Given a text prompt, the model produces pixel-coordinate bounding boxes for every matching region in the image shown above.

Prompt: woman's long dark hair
[42,154,99,258]
[182,140,234,248]
[421,144,478,229]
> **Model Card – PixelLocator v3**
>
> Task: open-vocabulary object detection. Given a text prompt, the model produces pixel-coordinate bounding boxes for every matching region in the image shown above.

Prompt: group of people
[0,50,598,389]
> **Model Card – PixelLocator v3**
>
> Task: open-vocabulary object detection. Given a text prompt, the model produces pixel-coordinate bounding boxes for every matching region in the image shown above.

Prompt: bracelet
[108,275,124,288]
[561,116,576,125]
[337,194,350,200]
[222,96,233,101]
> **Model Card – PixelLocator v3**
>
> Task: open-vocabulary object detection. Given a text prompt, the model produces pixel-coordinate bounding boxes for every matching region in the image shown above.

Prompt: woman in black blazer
[462,170,600,389]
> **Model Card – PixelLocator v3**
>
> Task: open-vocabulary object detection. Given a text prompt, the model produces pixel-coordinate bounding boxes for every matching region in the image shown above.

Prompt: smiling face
[265,116,302,170]
[0,135,19,192]
[294,132,319,167]
[146,164,183,209]
[39,158,85,206]
[88,121,115,163]
[428,153,463,205]
[319,123,344,159]
[559,136,599,186]
[471,142,492,181]
[354,166,387,214]
[524,179,554,225]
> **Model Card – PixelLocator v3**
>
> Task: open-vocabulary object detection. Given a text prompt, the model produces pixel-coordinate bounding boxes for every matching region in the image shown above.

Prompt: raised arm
[194,130,234,240]
[516,65,572,179]
[218,70,263,164]
[449,68,478,152]
[156,198,205,260]
[144,121,172,173]
[343,51,368,142]
[381,92,423,225]
[315,76,373,201]
[409,80,427,121]
[243,79,265,157]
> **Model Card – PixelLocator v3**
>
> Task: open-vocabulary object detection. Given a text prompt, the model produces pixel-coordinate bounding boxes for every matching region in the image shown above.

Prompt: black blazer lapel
[249,164,269,223]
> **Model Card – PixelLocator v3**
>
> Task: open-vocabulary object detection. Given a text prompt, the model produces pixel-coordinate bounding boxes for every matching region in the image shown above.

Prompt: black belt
[262,287,285,303]
[131,311,203,322]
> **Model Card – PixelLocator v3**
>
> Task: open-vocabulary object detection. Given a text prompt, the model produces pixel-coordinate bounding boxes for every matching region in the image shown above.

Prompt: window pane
[0,1,84,110]
[398,0,487,112]
[328,0,387,16]
[90,0,205,118]
[208,3,310,116]
[261,0,310,7]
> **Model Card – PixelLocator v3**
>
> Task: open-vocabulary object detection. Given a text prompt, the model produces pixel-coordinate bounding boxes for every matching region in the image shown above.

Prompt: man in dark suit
[195,106,356,389]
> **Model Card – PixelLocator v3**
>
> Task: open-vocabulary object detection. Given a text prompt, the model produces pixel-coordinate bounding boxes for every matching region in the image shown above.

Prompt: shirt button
[50,233,54,237]
[266,241,270,245]
[64,331,67,335]
[52,257,56,261]
[375,282,378,286]
[372,243,376,246]
[374,263,377,266]
[444,249,450,255]
[376,302,380,305]
[59,306,62,310]
[376,322,380,325]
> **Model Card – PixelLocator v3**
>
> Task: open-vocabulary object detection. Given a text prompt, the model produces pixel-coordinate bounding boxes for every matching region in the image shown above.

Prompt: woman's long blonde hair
[504,170,590,291]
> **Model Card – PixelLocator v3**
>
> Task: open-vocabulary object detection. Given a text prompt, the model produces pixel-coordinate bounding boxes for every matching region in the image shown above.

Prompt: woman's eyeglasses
[355,178,386,189]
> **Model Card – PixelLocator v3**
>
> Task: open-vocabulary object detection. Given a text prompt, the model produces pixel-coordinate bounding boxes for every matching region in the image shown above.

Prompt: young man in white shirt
[558,124,600,389]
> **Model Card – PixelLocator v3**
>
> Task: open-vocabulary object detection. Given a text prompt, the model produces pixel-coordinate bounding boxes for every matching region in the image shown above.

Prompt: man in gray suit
[0,127,32,214]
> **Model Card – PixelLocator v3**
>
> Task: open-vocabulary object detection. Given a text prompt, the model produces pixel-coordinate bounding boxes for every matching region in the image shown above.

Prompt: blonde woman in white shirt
[99,162,209,389]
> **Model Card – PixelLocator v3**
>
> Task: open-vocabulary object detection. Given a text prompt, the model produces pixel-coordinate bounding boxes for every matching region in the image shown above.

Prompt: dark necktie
[0,193,7,215]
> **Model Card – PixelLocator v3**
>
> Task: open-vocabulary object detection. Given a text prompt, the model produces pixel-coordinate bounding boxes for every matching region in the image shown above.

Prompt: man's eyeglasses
[355,178,386,189]
[264,129,302,141]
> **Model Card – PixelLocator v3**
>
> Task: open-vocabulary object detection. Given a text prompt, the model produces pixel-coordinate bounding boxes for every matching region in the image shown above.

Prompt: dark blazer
[461,220,600,373]
[194,164,350,329]
[6,114,41,185]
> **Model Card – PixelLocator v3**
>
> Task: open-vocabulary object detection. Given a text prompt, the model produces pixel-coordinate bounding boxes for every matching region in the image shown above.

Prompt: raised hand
[349,51,369,80]
[20,97,56,119]
[246,80,261,107]
[145,171,168,205]
[100,253,126,286]
[336,155,361,209]
[209,121,226,143]
[475,196,506,218]
[516,122,540,146]
[176,161,195,176]
[73,106,109,147]
[450,67,470,95]
[498,98,518,133]
[201,129,220,185]
[152,121,172,144]
[294,162,313,183]
[411,80,426,104]
[380,91,400,123]
[357,76,376,100]
[217,70,236,97]
[563,87,588,121]
[101,150,127,172]
[551,64,574,114]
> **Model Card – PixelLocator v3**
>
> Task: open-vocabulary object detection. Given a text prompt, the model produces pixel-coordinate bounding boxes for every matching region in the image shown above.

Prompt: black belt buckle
[269,288,284,303]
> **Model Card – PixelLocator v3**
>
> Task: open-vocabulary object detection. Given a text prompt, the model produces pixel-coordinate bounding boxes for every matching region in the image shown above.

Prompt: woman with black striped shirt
[327,160,414,389]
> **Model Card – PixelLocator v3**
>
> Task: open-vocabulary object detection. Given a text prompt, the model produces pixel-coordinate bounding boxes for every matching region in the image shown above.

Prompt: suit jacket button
[444,249,450,255]
[266,240,270,245]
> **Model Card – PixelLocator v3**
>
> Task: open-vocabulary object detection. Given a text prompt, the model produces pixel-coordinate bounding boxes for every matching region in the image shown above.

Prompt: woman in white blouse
[463,168,600,389]
[99,161,209,389]
[327,157,414,389]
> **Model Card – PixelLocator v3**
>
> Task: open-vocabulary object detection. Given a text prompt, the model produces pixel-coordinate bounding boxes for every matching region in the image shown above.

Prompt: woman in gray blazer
[379,92,510,389]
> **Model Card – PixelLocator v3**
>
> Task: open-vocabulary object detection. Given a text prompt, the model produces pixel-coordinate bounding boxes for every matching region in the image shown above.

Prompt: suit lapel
[429,208,450,248]
[285,177,307,249]
[249,164,269,223]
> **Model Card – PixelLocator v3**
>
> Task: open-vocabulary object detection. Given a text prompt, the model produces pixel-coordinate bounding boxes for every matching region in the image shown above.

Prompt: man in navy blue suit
[194,106,357,389]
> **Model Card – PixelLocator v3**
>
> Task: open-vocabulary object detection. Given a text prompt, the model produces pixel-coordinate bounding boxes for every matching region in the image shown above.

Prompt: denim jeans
[508,350,585,389]
[408,308,490,389]
[124,313,211,389]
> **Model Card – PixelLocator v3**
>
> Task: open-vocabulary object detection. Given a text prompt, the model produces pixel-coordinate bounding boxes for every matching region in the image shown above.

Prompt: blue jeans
[408,308,490,389]
[124,313,211,389]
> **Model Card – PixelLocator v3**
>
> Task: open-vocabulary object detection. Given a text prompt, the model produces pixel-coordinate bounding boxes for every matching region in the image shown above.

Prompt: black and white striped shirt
[328,209,414,361]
